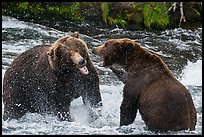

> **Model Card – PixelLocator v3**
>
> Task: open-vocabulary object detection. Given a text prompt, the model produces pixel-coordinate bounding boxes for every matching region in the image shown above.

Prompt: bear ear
[121,40,134,49]
[126,42,134,48]
[54,44,63,58]
[48,44,63,58]
[120,39,136,52]
[71,31,79,38]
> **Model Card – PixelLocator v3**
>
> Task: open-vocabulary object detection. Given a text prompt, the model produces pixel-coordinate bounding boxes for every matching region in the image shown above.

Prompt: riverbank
[2,2,202,35]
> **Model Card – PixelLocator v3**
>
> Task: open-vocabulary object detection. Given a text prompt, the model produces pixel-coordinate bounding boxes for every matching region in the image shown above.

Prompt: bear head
[47,32,89,75]
[92,38,139,67]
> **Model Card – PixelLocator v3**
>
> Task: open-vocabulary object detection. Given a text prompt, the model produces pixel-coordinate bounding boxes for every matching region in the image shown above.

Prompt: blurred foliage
[101,2,109,25]
[2,2,81,21]
[2,2,202,30]
[143,2,169,28]
[101,2,127,27]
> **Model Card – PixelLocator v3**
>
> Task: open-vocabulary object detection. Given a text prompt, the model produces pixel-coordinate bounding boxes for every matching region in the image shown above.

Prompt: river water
[2,16,202,135]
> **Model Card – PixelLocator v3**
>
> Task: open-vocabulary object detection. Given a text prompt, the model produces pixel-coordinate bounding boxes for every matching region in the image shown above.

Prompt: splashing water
[2,16,202,135]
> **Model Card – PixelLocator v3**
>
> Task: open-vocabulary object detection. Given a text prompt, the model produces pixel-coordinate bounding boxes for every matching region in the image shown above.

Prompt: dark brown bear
[3,32,102,122]
[92,38,196,132]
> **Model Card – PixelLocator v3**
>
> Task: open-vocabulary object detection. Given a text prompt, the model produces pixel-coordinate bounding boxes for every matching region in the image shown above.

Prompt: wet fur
[3,32,102,121]
[93,38,196,132]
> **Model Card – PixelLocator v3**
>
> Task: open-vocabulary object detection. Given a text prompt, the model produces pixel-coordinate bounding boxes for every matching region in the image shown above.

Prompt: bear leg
[120,96,138,126]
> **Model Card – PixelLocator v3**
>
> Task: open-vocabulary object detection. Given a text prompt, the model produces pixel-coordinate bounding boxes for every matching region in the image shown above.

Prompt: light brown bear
[92,38,196,132]
[3,32,102,122]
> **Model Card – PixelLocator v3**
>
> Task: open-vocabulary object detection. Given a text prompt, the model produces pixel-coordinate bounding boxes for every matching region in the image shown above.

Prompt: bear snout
[92,45,104,55]
[73,55,89,75]
[78,58,87,68]
[78,58,89,75]
[92,47,98,55]
[71,52,86,67]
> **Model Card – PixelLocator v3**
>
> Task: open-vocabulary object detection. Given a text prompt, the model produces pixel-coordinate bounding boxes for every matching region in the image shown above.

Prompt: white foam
[180,60,202,86]
[70,84,124,127]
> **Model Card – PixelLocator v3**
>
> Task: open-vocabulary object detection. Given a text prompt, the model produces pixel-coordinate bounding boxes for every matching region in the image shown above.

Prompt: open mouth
[79,66,89,75]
